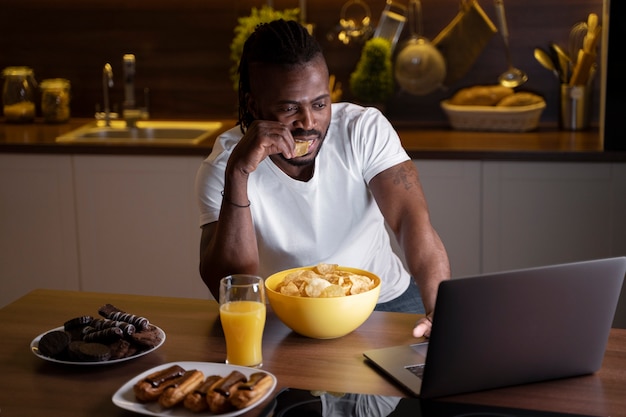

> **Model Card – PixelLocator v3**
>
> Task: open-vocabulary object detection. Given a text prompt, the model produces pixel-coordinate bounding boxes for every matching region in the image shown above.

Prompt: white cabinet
[2,153,623,314]
[481,161,626,328]
[482,162,625,272]
[0,154,80,307]
[72,155,211,299]
[399,161,626,281]
[414,160,482,278]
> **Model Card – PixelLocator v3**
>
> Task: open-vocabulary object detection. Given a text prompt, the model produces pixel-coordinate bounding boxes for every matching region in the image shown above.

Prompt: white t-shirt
[195,102,411,303]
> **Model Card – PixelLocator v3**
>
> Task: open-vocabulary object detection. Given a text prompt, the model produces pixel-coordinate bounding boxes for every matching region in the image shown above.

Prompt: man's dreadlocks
[237,19,323,131]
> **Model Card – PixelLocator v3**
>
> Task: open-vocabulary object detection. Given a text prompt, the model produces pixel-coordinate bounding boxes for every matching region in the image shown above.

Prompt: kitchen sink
[56,120,224,145]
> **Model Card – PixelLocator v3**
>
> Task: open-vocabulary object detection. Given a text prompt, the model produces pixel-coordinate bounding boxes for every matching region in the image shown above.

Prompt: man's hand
[413,314,433,338]
[231,120,297,173]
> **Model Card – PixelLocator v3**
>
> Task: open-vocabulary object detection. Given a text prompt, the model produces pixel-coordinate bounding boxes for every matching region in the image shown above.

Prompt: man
[195,19,450,338]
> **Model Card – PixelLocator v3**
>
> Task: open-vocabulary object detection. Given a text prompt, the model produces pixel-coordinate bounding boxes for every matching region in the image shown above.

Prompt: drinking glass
[219,274,266,367]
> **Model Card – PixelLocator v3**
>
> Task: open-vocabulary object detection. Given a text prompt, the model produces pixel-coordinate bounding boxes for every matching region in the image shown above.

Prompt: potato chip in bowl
[275,264,376,298]
[265,264,381,339]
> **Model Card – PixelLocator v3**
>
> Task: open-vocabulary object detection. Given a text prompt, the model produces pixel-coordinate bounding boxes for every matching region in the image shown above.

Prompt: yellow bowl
[265,266,381,339]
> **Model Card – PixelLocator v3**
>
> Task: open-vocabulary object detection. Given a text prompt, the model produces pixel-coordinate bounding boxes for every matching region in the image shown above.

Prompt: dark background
[0,0,607,128]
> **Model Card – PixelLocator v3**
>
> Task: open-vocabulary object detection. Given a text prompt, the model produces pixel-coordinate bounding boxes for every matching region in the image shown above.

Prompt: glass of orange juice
[219,274,266,367]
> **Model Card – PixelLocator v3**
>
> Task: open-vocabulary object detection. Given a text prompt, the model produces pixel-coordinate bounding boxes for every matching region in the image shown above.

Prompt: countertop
[1,118,624,162]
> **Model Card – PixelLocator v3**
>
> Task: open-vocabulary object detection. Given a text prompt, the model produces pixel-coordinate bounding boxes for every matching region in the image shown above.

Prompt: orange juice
[219,300,266,367]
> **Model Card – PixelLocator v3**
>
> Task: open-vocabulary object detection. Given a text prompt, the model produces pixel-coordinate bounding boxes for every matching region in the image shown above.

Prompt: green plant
[229,6,301,91]
[349,37,395,103]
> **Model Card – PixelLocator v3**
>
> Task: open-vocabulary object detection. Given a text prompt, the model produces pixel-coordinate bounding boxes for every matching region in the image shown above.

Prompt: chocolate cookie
[109,339,134,360]
[130,324,162,348]
[78,342,111,362]
[37,330,71,358]
[66,340,86,360]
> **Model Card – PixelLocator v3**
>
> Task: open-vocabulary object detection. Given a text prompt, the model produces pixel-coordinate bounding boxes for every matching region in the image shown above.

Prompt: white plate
[30,325,166,365]
[112,361,277,416]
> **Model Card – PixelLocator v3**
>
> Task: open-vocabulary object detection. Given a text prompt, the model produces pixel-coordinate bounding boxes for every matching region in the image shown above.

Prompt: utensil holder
[559,84,592,131]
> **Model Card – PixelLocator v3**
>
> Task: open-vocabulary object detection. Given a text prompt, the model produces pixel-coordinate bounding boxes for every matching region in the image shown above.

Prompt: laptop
[363,257,626,399]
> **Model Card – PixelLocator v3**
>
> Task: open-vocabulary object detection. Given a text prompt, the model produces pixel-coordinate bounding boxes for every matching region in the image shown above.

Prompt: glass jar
[40,78,71,123]
[2,66,37,123]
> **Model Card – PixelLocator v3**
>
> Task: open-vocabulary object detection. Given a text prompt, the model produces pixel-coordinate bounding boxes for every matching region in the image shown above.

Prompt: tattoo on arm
[390,164,418,191]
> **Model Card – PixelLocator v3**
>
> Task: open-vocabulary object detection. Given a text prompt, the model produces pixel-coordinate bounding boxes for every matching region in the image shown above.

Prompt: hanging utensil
[373,0,408,52]
[493,0,527,88]
[333,0,373,45]
[394,0,446,95]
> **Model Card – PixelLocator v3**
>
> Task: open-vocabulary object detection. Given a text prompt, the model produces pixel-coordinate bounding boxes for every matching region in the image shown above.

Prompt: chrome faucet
[96,55,148,127]
[102,63,114,127]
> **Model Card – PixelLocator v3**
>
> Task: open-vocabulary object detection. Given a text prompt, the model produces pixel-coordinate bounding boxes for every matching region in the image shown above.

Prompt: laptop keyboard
[405,363,425,378]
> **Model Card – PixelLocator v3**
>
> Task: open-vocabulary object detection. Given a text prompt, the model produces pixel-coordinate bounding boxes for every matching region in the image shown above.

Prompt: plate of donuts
[112,361,277,416]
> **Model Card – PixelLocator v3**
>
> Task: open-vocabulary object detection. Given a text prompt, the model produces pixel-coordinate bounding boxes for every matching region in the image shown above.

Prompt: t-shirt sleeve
[351,107,410,184]
[194,127,240,227]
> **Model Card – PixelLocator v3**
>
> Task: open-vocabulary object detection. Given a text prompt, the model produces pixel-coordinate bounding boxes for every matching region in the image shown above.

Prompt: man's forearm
[199,217,259,298]
[403,226,450,314]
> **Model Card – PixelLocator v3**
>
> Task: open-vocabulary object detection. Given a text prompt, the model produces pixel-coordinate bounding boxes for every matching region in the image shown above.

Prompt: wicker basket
[441,100,546,132]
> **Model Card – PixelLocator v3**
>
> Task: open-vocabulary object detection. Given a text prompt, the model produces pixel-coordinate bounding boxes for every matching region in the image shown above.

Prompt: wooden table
[1,289,625,416]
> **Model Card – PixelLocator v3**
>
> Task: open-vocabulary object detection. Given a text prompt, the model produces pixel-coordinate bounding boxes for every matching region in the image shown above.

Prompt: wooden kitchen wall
[0,0,604,125]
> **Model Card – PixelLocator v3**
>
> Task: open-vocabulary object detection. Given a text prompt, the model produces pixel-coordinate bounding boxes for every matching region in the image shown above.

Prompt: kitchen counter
[1,118,624,162]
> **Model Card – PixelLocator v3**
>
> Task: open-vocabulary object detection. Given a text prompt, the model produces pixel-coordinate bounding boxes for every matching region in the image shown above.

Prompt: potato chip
[320,284,345,298]
[305,277,332,297]
[315,263,339,275]
[294,140,310,157]
[279,281,301,296]
[349,275,373,294]
[300,270,321,280]
[276,264,376,298]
